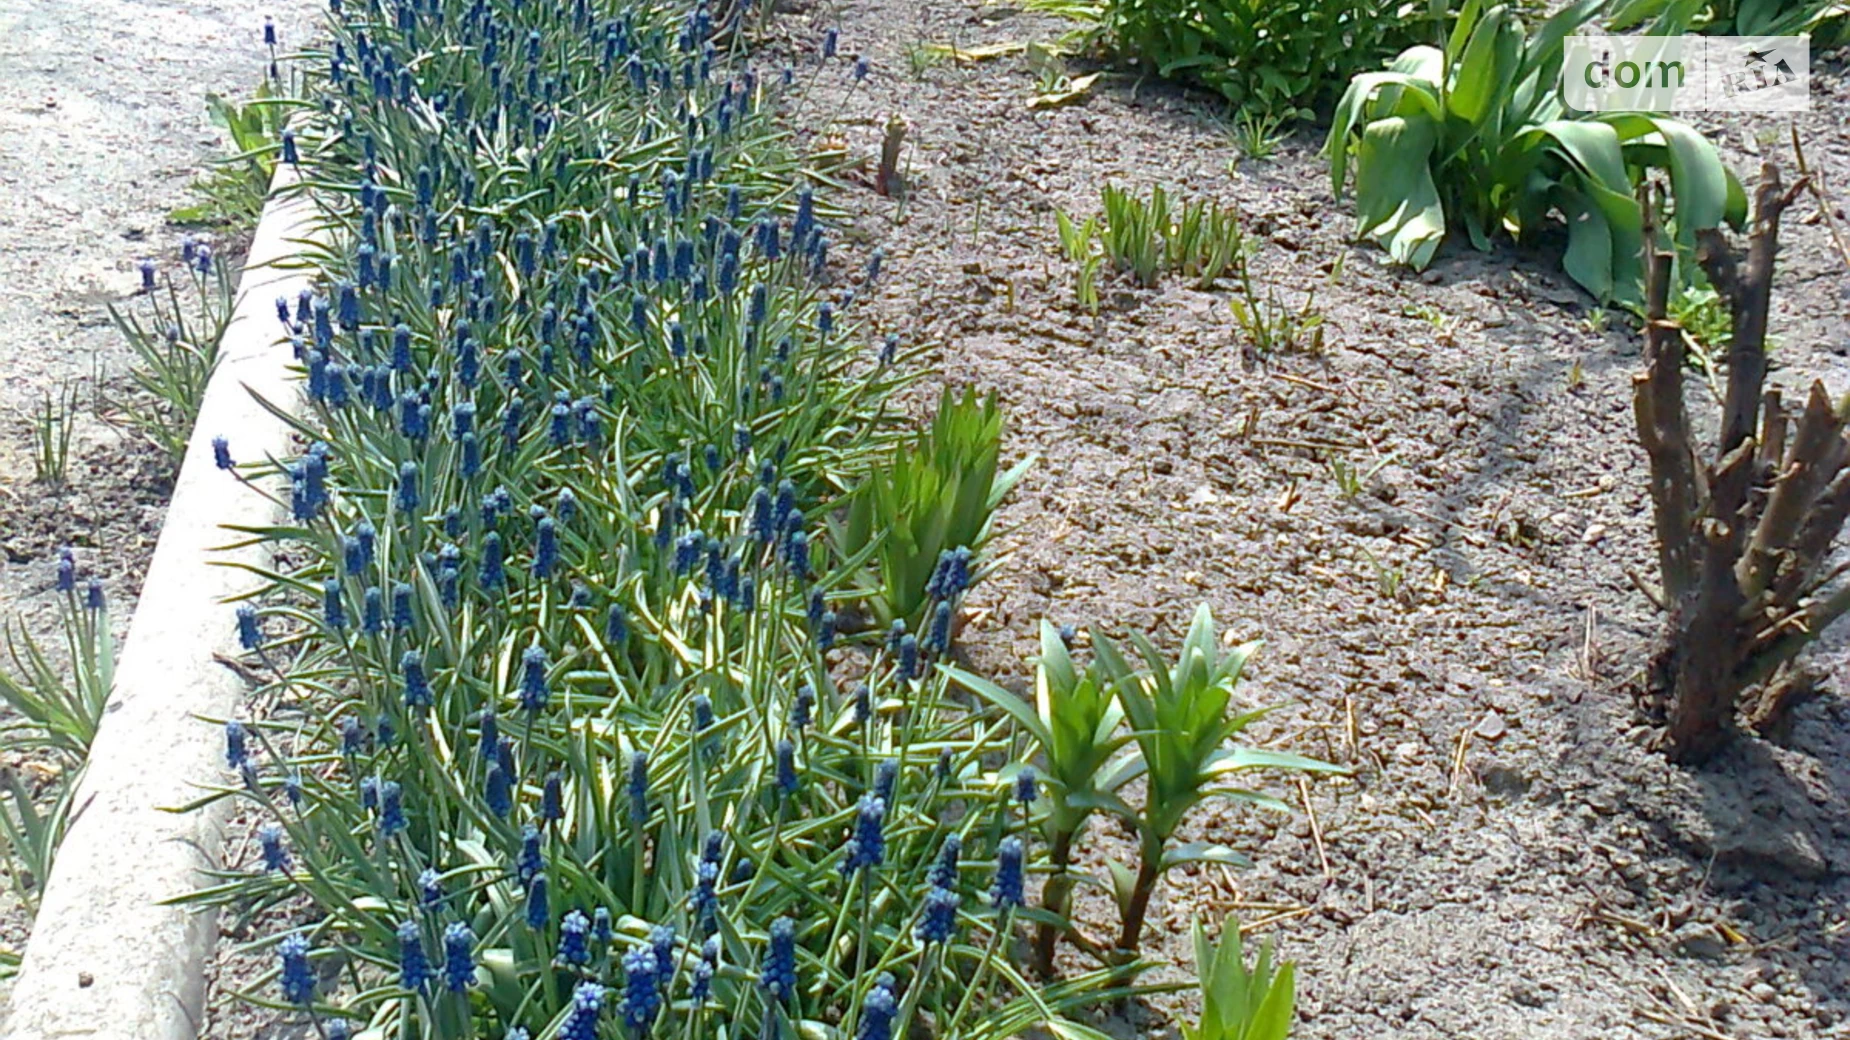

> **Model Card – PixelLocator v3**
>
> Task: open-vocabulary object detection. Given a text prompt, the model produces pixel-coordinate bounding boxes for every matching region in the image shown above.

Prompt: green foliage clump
[1325,0,1745,303]
[1609,0,1849,41]
[106,247,236,465]
[0,558,116,911]
[1185,916,1297,1040]
[1057,185,1245,309]
[1094,0,1453,117]
[169,83,300,227]
[841,386,1034,628]
[951,608,1340,965]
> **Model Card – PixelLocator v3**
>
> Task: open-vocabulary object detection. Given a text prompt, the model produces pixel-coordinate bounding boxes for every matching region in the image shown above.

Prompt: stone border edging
[3,167,315,1040]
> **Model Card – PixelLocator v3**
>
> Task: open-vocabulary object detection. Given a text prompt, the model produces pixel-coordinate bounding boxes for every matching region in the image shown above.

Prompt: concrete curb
[3,169,316,1040]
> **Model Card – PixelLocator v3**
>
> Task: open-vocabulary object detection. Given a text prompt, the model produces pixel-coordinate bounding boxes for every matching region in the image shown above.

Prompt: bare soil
[775,2,1850,1037]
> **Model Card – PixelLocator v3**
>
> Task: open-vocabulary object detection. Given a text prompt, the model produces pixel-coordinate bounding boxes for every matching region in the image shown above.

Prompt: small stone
[1675,927,1728,961]
[1583,523,1608,545]
[1509,983,1548,1008]
[1392,741,1423,763]
[1474,710,1508,741]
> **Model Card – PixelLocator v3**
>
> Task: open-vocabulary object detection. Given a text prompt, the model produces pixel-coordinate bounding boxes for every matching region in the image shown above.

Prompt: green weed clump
[1058,184,1245,308]
[840,386,1034,630]
[1072,0,1452,119]
[107,241,238,465]
[0,550,115,912]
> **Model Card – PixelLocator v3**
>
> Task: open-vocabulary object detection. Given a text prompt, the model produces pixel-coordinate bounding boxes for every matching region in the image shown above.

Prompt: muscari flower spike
[398,919,432,991]
[916,883,959,944]
[858,977,898,1040]
[236,604,263,651]
[542,770,565,822]
[278,933,315,1006]
[791,685,813,730]
[991,836,1025,910]
[519,644,550,712]
[485,759,513,818]
[760,916,797,1000]
[691,858,720,933]
[419,868,444,910]
[402,650,431,709]
[443,922,476,992]
[842,794,886,875]
[621,947,661,1032]
[379,780,406,835]
[775,738,798,795]
[517,823,544,885]
[930,834,962,890]
[558,908,591,966]
[340,715,365,757]
[562,981,606,1040]
[526,874,550,930]
[533,516,559,578]
[627,751,650,826]
[258,822,290,872]
[225,720,249,769]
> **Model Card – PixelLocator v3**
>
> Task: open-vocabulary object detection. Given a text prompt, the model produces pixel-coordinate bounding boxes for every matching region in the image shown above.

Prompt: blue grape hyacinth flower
[442,922,476,992]
[991,836,1025,910]
[857,978,898,1040]
[225,720,249,769]
[517,823,544,885]
[561,981,606,1040]
[398,919,432,991]
[622,946,662,1032]
[628,751,650,826]
[558,908,591,966]
[258,822,290,873]
[278,933,315,1006]
[526,874,550,930]
[519,644,550,712]
[915,884,959,944]
[236,605,263,651]
[760,916,797,1000]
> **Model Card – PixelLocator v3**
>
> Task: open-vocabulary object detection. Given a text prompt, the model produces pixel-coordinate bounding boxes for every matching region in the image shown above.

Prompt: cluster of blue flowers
[214,1,1060,1038]
[51,546,107,613]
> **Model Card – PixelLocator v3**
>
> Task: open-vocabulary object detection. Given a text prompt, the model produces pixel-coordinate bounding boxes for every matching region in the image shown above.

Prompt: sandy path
[0,0,316,1000]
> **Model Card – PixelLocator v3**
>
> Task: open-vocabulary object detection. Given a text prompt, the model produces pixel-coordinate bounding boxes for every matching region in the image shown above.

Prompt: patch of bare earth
[772,2,1850,1037]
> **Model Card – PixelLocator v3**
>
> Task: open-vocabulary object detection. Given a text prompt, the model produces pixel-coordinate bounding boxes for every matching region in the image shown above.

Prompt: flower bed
[180,0,1335,1037]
